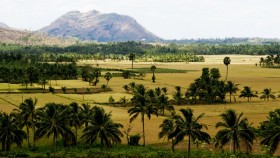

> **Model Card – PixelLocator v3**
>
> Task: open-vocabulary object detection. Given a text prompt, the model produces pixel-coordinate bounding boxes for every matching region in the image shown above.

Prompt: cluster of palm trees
[259,54,280,67]
[0,98,123,155]
[159,108,280,156]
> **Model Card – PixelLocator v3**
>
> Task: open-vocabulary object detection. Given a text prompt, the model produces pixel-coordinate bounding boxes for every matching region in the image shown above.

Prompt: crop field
[1,55,280,154]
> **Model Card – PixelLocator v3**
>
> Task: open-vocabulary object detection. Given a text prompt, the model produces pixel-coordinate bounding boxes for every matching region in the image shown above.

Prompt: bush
[109,96,115,103]
[61,86,67,93]
[129,134,141,146]
[49,86,55,93]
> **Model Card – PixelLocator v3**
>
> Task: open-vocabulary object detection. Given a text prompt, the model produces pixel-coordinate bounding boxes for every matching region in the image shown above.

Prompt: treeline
[2,41,280,63]
[0,63,78,89]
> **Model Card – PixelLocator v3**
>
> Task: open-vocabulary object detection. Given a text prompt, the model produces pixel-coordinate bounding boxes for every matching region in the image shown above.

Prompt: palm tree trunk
[75,127,78,145]
[188,134,191,158]
[33,126,36,149]
[142,114,145,147]
[230,93,232,103]
[2,141,5,151]
[225,65,228,81]
[132,60,134,70]
[27,126,30,148]
[171,138,175,152]
[162,108,165,116]
[53,135,56,158]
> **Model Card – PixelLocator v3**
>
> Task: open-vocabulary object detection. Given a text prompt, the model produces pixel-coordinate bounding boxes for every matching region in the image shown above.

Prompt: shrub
[129,134,141,146]
[61,86,67,93]
[49,86,55,93]
[109,96,115,103]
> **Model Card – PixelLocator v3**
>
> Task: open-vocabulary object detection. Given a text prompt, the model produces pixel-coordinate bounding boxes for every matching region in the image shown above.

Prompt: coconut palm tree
[239,86,258,102]
[159,113,177,152]
[259,109,280,155]
[173,86,184,105]
[169,108,210,158]
[156,94,174,116]
[68,102,83,144]
[128,84,158,146]
[14,97,37,149]
[104,72,112,87]
[215,109,255,154]
[35,103,75,156]
[260,88,275,101]
[225,81,239,103]
[0,112,27,151]
[81,107,123,148]
[128,53,136,69]
[81,103,96,128]
[223,57,231,81]
[150,65,156,83]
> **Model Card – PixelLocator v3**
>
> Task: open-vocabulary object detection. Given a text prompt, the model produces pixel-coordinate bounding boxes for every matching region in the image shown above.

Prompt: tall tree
[239,86,258,102]
[68,102,83,144]
[225,81,239,103]
[35,103,75,156]
[14,98,37,149]
[128,84,158,146]
[150,65,156,83]
[81,107,123,148]
[0,112,27,151]
[259,109,280,155]
[159,115,176,152]
[260,88,275,101]
[128,53,136,69]
[215,109,255,154]
[104,72,112,87]
[169,108,210,158]
[223,57,231,81]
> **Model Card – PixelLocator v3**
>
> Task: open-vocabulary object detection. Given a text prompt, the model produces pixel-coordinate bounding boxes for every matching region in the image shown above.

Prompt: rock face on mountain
[0,22,10,29]
[40,10,161,42]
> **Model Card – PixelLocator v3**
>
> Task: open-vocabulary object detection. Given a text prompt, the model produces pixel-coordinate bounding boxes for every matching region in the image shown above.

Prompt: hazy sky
[1,0,280,39]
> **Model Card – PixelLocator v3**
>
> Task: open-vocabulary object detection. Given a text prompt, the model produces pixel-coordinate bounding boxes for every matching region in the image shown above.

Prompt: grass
[1,55,280,154]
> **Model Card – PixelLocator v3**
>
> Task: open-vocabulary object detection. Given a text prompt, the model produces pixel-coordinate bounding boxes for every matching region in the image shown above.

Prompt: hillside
[0,28,79,46]
[40,10,161,42]
[0,22,10,29]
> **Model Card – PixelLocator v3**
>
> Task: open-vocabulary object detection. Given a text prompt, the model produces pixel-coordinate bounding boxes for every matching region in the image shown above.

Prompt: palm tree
[150,65,156,83]
[215,109,255,154]
[259,109,280,155]
[223,57,231,81]
[128,84,158,146]
[0,112,27,151]
[104,72,112,87]
[169,108,210,158]
[259,57,265,67]
[239,86,258,102]
[156,94,174,116]
[81,107,123,148]
[159,114,176,152]
[173,86,184,105]
[68,102,83,144]
[128,53,136,69]
[81,103,96,128]
[225,81,239,103]
[260,88,275,101]
[35,103,75,156]
[14,97,37,149]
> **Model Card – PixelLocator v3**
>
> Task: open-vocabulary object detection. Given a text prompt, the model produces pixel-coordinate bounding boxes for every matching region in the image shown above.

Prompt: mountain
[39,10,161,42]
[0,22,10,29]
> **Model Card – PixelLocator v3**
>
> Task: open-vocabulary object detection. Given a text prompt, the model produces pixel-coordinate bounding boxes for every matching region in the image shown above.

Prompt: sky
[0,0,280,39]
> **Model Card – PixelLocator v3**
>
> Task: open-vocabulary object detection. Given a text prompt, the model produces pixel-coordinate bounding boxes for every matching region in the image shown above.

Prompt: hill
[0,28,79,46]
[39,10,161,42]
[0,22,10,29]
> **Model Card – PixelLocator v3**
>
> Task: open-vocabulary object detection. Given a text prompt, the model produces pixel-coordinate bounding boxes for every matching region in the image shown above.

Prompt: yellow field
[1,55,280,154]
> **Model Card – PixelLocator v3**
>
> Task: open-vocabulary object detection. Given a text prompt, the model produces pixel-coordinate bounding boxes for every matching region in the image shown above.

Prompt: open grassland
[1,55,280,154]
